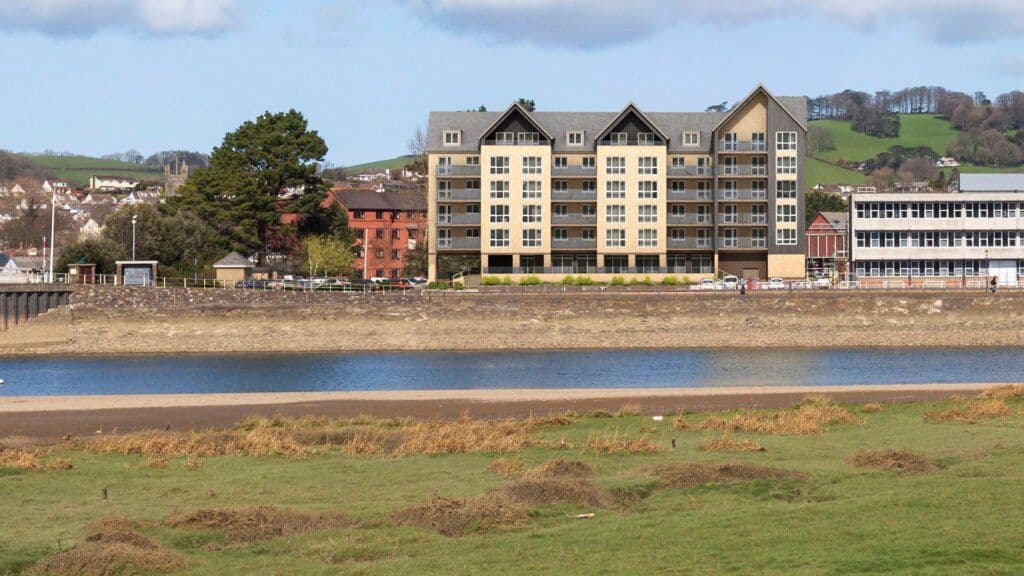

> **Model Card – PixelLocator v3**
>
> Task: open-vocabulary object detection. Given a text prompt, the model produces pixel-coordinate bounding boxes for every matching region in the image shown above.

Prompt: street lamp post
[131,215,138,260]
[48,189,56,283]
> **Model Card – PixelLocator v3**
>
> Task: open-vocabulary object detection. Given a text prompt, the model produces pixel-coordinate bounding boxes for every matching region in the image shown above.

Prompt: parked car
[697,278,719,291]
[722,275,739,290]
[406,277,428,289]
[813,277,831,289]
[766,277,787,290]
[233,280,271,289]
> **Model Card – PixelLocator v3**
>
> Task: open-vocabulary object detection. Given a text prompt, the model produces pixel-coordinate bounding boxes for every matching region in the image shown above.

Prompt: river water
[1,348,1022,396]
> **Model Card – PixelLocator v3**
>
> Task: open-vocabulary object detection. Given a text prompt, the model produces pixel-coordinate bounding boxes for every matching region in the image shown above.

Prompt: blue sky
[1,0,1023,167]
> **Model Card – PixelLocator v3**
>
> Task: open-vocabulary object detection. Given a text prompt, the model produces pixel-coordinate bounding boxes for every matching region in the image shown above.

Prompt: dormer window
[567,131,584,146]
[443,130,461,146]
[683,131,700,146]
[495,132,515,145]
[518,132,539,145]
[610,132,628,145]
[637,132,654,145]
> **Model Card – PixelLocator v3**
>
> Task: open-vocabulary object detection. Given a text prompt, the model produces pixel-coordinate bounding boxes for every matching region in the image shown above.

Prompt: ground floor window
[604,255,627,272]
[636,255,660,272]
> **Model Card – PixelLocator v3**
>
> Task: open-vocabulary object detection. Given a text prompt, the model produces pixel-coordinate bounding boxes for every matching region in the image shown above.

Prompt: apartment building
[425,85,807,282]
[849,174,1024,287]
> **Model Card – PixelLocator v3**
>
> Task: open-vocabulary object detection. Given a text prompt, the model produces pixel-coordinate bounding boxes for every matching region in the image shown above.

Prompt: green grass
[807,157,868,186]
[811,114,960,164]
[3,397,1024,574]
[18,154,160,187]
[343,155,415,174]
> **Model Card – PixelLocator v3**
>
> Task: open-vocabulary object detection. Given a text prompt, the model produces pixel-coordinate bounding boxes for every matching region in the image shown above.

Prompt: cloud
[400,0,1024,49]
[0,0,239,37]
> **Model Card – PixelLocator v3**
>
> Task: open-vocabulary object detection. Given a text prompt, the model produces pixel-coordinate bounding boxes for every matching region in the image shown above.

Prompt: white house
[42,179,70,194]
[122,190,161,205]
[89,175,139,192]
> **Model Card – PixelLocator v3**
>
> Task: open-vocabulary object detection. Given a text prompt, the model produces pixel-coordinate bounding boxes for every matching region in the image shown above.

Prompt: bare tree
[407,126,428,174]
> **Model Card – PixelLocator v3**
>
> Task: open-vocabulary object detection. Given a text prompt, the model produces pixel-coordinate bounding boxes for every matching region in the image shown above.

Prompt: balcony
[717,189,767,201]
[667,189,712,202]
[551,213,597,225]
[718,165,768,177]
[437,213,481,225]
[437,237,481,250]
[436,188,481,201]
[667,166,712,177]
[667,238,713,249]
[719,140,768,152]
[719,237,768,249]
[551,189,598,202]
[667,213,712,226]
[552,165,597,177]
[436,164,480,177]
[718,213,768,225]
[551,238,598,250]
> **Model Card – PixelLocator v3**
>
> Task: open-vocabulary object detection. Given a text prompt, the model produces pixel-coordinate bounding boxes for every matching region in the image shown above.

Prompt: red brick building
[805,211,848,280]
[328,186,427,280]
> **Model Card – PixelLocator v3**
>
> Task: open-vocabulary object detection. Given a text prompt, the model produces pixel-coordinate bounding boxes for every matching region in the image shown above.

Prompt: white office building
[850,174,1024,287]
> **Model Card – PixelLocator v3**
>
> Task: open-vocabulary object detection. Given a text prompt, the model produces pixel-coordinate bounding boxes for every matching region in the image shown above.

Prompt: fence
[39,272,418,294]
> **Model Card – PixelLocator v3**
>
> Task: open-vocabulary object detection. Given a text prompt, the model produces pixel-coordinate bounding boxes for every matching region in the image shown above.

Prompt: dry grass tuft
[498,478,619,509]
[526,412,579,427]
[164,505,354,544]
[584,434,661,454]
[145,456,169,469]
[698,435,765,453]
[528,459,596,478]
[862,403,883,414]
[649,463,804,489]
[395,418,528,455]
[672,416,695,431]
[924,399,1013,423]
[486,458,524,477]
[183,457,203,470]
[29,518,184,576]
[848,449,939,474]
[979,384,1024,400]
[616,404,641,417]
[696,402,860,436]
[391,494,529,537]
[0,448,74,471]
[585,410,615,419]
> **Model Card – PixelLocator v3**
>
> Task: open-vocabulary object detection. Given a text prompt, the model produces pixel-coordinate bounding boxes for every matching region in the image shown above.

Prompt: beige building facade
[426,85,807,282]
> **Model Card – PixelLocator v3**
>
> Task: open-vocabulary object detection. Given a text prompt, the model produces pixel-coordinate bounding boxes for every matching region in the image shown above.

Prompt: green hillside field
[343,155,415,174]
[811,114,959,164]
[18,154,161,187]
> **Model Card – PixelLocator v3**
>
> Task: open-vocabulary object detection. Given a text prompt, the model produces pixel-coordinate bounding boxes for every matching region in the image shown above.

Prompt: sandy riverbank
[2,290,1024,356]
[0,384,1006,440]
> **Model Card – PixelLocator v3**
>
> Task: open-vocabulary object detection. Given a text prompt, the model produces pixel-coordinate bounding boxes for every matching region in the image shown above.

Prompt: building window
[582,156,595,168]
[553,204,568,217]
[638,229,658,247]
[490,205,509,223]
[605,156,625,175]
[683,131,699,146]
[442,130,461,146]
[391,250,400,260]
[581,204,596,216]
[606,205,626,223]
[522,229,542,247]
[605,181,626,199]
[752,229,766,247]
[776,157,797,175]
[490,229,509,247]
[375,249,384,258]
[354,210,365,219]
[638,181,658,199]
[466,156,479,166]
[522,180,543,199]
[436,229,451,247]
[567,131,584,146]
[376,269,384,277]
[776,181,796,199]
[495,132,514,145]
[638,156,658,175]
[752,132,766,151]
[553,227,568,240]
[670,228,685,240]
[375,228,385,239]
[638,205,658,223]
[466,203,480,214]
[490,156,509,175]
[553,180,568,193]
[490,181,509,199]
[392,229,401,240]
[522,156,542,174]
[751,156,766,175]
[375,210,384,219]
[670,204,686,216]
[466,228,480,238]
[606,229,626,247]
[637,132,655,145]
[522,204,542,223]
[518,132,539,145]
[776,228,797,245]
[582,228,596,240]
[776,204,797,223]
[554,156,568,168]
[776,131,797,151]
[610,132,628,145]
[582,180,597,192]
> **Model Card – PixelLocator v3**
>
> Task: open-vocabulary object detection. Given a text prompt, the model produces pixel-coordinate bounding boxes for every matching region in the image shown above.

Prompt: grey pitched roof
[818,211,849,229]
[213,252,253,268]
[427,91,807,154]
[958,174,1024,193]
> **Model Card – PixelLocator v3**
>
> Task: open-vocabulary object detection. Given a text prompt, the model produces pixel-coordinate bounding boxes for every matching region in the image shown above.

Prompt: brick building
[329,186,427,279]
[805,211,848,280]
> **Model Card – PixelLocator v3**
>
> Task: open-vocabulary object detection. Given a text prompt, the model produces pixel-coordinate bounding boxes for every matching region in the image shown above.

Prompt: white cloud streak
[0,0,239,37]
[401,0,1024,48]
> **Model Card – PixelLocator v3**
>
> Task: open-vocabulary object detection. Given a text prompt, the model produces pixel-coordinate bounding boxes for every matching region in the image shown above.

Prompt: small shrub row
[428,281,464,290]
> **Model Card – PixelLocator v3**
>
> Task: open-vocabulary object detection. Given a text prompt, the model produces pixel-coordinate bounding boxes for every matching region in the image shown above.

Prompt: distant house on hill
[354,169,392,182]
[83,193,116,205]
[122,190,161,205]
[42,179,70,194]
[89,175,139,192]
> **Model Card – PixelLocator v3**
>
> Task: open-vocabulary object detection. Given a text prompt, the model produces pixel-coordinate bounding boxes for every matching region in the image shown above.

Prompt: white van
[722,275,739,290]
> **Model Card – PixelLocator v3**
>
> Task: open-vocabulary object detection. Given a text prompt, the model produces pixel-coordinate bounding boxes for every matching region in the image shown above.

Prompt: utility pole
[48,189,56,282]
[131,214,138,260]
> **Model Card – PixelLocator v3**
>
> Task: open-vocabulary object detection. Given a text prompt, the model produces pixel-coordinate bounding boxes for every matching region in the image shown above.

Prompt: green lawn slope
[19,154,160,187]
[344,155,415,174]
[811,114,959,164]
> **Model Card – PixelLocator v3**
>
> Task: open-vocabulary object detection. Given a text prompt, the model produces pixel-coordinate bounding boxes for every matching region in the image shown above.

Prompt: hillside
[343,155,414,174]
[17,154,161,187]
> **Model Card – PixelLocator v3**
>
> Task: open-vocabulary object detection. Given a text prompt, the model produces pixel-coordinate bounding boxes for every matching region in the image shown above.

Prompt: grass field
[811,115,960,164]
[343,155,415,174]
[806,157,868,187]
[3,391,1023,575]
[19,154,161,187]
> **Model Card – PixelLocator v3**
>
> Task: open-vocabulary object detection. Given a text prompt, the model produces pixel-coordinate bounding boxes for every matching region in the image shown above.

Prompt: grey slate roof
[818,211,849,229]
[213,252,253,268]
[958,174,1024,193]
[427,93,807,154]
[331,189,427,212]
